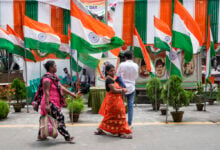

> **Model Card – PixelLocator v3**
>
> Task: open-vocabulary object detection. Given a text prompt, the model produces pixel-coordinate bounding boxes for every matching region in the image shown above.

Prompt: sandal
[119,134,133,139]
[94,128,106,135]
[65,136,75,144]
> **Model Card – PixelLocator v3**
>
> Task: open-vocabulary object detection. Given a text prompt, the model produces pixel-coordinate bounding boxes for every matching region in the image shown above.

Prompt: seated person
[80,69,90,93]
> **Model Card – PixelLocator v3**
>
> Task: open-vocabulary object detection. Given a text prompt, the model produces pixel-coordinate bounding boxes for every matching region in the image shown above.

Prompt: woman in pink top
[35,61,77,142]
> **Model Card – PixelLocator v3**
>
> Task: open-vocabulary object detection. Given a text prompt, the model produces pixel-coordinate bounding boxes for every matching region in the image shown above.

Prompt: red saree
[98,81,132,135]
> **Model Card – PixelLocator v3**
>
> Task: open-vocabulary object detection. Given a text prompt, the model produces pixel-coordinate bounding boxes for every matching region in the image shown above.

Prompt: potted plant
[185,90,195,106]
[207,84,217,105]
[0,100,9,119]
[217,85,220,103]
[11,78,27,112]
[162,75,189,122]
[67,96,84,123]
[194,82,204,111]
[146,77,163,111]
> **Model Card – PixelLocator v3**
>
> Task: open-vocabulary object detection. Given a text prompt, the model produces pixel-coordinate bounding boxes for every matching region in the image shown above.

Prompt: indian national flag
[7,25,35,61]
[154,17,181,77]
[172,0,202,63]
[70,0,124,54]
[154,16,171,51]
[134,27,155,76]
[0,28,14,50]
[67,26,102,72]
[205,17,215,82]
[23,16,61,54]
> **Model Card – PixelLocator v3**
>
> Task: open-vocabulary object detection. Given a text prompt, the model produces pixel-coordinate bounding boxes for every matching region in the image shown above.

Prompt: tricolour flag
[70,0,124,54]
[0,28,14,51]
[68,25,102,72]
[134,28,155,76]
[23,16,61,54]
[154,17,181,77]
[172,0,202,63]
[205,17,215,82]
[154,16,172,51]
[7,25,35,61]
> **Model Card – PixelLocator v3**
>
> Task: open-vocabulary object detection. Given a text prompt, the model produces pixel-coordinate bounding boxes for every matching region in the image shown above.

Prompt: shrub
[185,90,195,104]
[161,75,189,112]
[67,96,84,114]
[146,77,163,104]
[11,78,26,103]
[0,100,9,119]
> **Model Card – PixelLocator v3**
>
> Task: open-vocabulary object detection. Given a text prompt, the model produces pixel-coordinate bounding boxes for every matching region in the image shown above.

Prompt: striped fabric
[135,0,220,46]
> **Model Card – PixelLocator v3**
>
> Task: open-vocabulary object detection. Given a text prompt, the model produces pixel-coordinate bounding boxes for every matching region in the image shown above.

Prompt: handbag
[39,115,58,139]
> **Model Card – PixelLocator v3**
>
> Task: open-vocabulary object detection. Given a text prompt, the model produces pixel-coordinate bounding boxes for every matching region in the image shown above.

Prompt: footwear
[119,134,133,139]
[65,136,75,144]
[94,128,106,135]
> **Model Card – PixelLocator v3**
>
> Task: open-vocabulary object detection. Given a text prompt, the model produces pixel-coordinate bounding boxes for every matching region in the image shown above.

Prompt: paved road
[0,104,220,150]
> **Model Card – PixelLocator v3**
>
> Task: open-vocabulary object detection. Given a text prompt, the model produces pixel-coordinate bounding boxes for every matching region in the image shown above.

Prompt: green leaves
[146,77,163,103]
[11,78,26,103]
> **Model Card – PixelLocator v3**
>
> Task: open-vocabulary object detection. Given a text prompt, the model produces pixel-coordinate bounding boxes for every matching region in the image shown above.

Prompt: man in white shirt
[117,51,139,126]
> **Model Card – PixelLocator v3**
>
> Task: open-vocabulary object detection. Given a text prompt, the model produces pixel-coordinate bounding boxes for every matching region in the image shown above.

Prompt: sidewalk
[0,103,220,150]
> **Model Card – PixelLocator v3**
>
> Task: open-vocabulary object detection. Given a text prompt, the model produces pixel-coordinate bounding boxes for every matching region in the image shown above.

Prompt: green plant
[185,90,195,104]
[161,75,189,112]
[194,82,204,104]
[11,78,26,103]
[0,100,9,119]
[146,77,163,104]
[217,86,220,101]
[67,96,84,114]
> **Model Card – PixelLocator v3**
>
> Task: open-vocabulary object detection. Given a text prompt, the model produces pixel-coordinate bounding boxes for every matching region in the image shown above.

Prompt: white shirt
[117,60,139,94]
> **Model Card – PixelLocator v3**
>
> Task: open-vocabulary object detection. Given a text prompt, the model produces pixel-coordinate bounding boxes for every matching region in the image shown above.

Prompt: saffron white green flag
[70,0,124,54]
[172,0,202,63]
[154,16,181,77]
[7,25,35,61]
[205,17,215,82]
[134,27,155,76]
[23,16,61,54]
[0,28,14,51]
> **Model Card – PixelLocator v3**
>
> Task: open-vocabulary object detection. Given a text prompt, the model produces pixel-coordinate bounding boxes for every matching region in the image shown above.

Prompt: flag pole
[105,0,108,25]
[7,51,10,83]
[165,49,172,123]
[24,49,29,113]
[152,49,157,111]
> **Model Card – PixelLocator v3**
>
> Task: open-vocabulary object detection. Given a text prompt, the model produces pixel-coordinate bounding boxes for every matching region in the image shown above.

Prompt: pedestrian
[33,60,78,142]
[95,64,132,139]
[116,51,139,127]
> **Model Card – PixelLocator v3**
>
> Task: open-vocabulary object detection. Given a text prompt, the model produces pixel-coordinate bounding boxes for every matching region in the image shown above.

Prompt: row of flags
[0,0,216,82]
[153,0,215,82]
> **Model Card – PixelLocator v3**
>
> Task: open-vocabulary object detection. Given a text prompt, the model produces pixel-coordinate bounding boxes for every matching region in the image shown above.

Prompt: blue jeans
[126,91,135,126]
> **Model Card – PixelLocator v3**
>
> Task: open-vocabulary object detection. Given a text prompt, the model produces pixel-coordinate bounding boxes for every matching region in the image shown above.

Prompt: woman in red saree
[95,64,132,139]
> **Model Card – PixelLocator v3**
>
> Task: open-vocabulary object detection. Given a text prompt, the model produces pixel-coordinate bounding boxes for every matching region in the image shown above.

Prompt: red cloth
[98,81,132,134]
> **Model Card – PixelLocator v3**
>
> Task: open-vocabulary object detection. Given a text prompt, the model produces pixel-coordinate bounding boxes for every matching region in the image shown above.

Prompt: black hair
[124,51,133,60]
[155,59,165,67]
[105,64,115,77]
[44,60,55,72]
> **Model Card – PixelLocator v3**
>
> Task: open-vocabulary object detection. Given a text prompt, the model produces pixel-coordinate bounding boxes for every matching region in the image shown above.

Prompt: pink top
[40,74,62,116]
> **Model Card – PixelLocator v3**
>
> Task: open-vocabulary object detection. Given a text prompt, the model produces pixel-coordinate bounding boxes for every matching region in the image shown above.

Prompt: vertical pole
[153,52,157,111]
[104,0,108,25]
[24,49,29,113]
[166,49,172,123]
[7,52,10,83]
